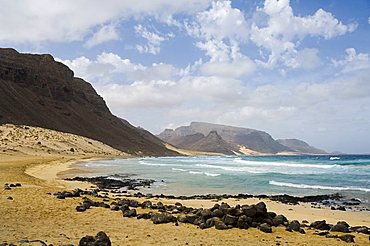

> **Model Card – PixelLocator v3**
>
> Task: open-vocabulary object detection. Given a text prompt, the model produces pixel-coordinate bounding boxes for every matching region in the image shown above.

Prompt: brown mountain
[276,139,327,154]
[187,131,236,155]
[0,48,177,156]
[158,122,291,154]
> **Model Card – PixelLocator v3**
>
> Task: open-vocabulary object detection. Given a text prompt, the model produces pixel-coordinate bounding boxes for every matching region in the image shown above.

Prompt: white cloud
[332,48,370,73]
[200,57,255,77]
[134,24,174,55]
[368,17,370,25]
[84,23,119,48]
[251,0,356,68]
[192,0,249,41]
[0,0,211,44]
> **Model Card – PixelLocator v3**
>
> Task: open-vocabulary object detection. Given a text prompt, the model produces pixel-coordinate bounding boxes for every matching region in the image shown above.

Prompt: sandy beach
[1,125,370,245]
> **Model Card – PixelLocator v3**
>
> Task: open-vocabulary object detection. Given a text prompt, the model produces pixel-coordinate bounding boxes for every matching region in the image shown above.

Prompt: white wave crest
[204,172,221,177]
[172,168,187,172]
[234,159,339,169]
[189,171,203,174]
[138,160,170,166]
[269,180,370,192]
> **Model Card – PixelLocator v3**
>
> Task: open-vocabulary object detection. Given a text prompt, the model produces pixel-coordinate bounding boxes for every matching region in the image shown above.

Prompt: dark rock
[211,209,224,218]
[200,209,212,219]
[79,231,111,246]
[352,226,370,234]
[241,205,257,217]
[338,234,355,243]
[272,215,287,226]
[268,212,277,218]
[120,204,130,212]
[223,215,238,226]
[236,215,250,229]
[76,205,87,212]
[123,209,137,217]
[259,223,272,233]
[192,217,204,226]
[151,213,176,224]
[331,221,349,233]
[177,216,188,223]
[199,222,212,229]
[214,218,229,230]
[255,202,267,215]
[110,205,119,211]
[287,220,300,232]
[299,228,305,234]
[129,200,140,207]
[205,218,216,228]
[185,214,199,224]
[137,213,152,220]
[310,220,331,230]
[315,231,329,236]
[141,200,152,208]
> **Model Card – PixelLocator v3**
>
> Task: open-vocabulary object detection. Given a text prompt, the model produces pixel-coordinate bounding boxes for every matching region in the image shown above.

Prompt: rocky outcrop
[158,122,291,154]
[277,139,327,154]
[158,122,327,155]
[0,48,177,156]
[186,131,236,155]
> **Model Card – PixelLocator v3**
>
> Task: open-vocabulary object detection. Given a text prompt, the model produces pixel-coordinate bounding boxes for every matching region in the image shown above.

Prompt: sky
[1,0,370,153]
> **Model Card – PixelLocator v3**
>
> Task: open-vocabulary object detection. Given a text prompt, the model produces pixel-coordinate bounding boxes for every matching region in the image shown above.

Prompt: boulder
[338,234,355,243]
[123,209,137,217]
[76,205,87,212]
[200,209,212,219]
[287,220,301,232]
[241,205,257,217]
[259,223,272,233]
[214,218,229,230]
[352,226,370,234]
[223,215,238,226]
[79,231,111,246]
[211,209,224,218]
[310,220,331,230]
[236,215,250,229]
[137,213,152,220]
[255,202,267,215]
[151,213,176,224]
[331,221,350,233]
[272,215,287,226]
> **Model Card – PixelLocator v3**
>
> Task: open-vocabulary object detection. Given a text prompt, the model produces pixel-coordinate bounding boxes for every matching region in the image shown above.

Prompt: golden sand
[1,124,370,245]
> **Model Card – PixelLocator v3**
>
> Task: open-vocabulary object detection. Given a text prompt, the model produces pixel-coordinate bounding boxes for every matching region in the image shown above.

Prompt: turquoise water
[79,155,370,203]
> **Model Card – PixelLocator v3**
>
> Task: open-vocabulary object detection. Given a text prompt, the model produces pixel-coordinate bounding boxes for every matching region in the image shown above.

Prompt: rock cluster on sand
[79,231,111,246]
[52,187,370,244]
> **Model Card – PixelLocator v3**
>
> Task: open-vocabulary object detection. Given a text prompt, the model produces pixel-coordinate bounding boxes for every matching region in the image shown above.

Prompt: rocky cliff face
[0,48,177,156]
[276,139,327,154]
[158,122,291,154]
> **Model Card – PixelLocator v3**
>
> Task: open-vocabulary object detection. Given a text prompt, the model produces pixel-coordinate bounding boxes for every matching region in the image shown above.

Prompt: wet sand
[1,124,370,245]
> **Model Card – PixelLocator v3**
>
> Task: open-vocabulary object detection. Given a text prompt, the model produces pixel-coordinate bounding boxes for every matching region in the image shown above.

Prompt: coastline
[1,154,370,245]
[51,157,370,227]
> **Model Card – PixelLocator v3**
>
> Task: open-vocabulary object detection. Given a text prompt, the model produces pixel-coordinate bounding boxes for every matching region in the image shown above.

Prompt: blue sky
[1,0,370,153]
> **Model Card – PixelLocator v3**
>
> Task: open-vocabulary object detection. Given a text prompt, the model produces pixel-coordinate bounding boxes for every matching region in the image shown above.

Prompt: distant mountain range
[0,48,176,156]
[158,122,327,155]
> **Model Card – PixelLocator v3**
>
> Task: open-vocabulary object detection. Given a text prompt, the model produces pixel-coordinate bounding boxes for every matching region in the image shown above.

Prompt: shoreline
[2,154,370,245]
[39,156,370,227]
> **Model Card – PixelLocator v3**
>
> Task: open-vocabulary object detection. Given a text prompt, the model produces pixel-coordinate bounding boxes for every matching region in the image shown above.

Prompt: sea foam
[269,180,370,192]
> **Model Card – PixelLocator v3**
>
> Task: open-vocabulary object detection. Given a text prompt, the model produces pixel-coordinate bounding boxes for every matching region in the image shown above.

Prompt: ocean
[78,155,370,204]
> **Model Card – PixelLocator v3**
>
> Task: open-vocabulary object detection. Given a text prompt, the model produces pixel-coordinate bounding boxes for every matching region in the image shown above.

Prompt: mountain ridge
[0,48,177,156]
[158,122,326,155]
